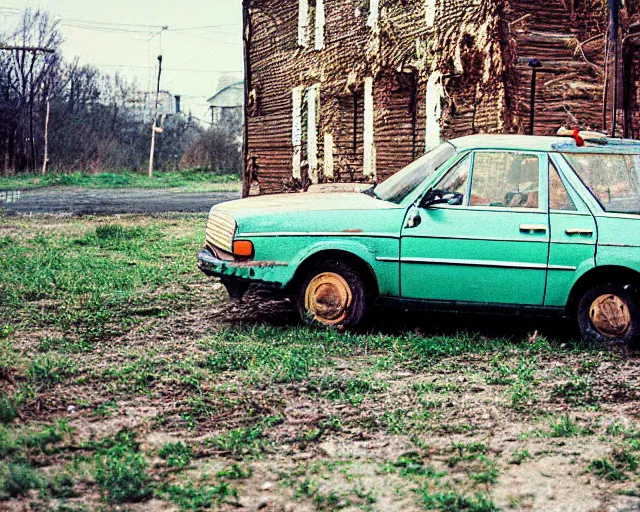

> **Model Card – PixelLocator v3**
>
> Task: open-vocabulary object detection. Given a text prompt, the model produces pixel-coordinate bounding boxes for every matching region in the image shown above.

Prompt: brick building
[242,0,640,196]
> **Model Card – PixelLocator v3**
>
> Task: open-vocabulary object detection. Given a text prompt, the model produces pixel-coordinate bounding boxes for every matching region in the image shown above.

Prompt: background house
[242,0,640,196]
[208,77,244,125]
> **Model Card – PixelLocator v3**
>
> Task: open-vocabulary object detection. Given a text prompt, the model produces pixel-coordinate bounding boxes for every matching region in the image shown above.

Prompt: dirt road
[0,187,240,215]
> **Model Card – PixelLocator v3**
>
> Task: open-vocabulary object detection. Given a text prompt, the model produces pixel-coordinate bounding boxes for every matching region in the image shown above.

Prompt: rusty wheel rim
[589,294,632,338]
[304,272,353,326]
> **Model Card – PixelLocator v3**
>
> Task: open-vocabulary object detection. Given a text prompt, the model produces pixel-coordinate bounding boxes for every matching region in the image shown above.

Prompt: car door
[543,154,598,307]
[400,150,550,306]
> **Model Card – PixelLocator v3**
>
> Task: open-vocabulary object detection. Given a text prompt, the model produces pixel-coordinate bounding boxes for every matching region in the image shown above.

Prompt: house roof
[207,81,244,108]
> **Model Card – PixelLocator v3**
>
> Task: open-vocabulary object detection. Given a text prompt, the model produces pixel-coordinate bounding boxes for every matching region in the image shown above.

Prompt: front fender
[286,238,400,297]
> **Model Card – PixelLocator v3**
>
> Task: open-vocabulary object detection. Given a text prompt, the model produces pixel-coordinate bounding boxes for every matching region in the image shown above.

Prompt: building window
[292,84,321,183]
[299,0,325,50]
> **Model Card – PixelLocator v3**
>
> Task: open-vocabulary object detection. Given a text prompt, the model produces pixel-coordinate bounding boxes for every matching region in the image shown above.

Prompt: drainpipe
[528,59,543,135]
[610,0,620,137]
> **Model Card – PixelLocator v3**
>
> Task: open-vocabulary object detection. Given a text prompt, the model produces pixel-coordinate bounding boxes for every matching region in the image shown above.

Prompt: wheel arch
[286,249,380,297]
[567,265,640,314]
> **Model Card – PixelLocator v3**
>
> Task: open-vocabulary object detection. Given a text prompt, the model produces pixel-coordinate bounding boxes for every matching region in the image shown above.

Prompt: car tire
[577,283,639,347]
[296,259,370,328]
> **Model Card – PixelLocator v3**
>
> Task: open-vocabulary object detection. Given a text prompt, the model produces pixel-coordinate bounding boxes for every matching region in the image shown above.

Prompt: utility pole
[148,54,164,178]
[42,96,50,175]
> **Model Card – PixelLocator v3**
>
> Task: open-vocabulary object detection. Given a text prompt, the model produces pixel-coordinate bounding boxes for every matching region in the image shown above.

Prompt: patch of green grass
[589,458,627,481]
[509,356,539,410]
[0,462,43,500]
[202,331,322,384]
[159,442,193,469]
[93,431,152,504]
[209,424,267,458]
[394,452,444,478]
[0,169,241,192]
[448,442,489,467]
[28,355,78,390]
[549,415,582,438]
[0,393,17,425]
[164,480,237,511]
[553,375,595,405]
[309,374,388,405]
[510,448,532,465]
[417,490,498,512]
[217,463,252,480]
[1,217,205,349]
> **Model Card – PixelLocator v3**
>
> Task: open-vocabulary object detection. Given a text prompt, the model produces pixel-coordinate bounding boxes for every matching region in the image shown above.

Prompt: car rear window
[562,153,640,215]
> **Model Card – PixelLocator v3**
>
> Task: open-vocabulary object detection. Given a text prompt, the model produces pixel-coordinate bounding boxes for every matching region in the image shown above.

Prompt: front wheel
[577,283,639,347]
[296,260,370,328]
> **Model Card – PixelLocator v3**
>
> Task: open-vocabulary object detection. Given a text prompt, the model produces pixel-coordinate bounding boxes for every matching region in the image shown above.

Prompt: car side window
[470,152,541,209]
[433,155,471,206]
[549,161,577,211]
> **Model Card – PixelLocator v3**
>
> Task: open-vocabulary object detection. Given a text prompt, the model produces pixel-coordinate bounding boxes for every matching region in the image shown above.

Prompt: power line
[98,63,243,74]
[171,32,241,46]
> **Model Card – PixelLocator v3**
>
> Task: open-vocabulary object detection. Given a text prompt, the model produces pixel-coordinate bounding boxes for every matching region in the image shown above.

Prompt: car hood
[214,192,399,220]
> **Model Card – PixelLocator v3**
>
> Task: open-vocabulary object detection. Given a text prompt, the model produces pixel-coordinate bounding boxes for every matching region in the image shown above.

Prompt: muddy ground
[1,215,639,512]
[0,188,240,216]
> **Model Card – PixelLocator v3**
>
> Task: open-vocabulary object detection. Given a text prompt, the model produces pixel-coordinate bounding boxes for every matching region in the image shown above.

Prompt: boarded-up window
[298,0,309,47]
[363,77,376,178]
[292,84,321,183]
[368,0,380,28]
[299,0,325,49]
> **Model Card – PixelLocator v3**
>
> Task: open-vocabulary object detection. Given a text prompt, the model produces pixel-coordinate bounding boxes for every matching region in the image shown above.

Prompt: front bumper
[197,248,289,286]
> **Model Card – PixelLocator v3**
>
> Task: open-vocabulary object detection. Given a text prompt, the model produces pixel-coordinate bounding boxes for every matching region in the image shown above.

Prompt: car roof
[449,134,640,154]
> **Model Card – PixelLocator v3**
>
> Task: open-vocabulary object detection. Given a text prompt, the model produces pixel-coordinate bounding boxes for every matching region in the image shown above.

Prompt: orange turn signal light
[233,240,254,258]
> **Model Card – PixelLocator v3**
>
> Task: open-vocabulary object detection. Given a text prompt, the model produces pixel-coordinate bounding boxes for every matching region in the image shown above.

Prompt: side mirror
[420,189,463,209]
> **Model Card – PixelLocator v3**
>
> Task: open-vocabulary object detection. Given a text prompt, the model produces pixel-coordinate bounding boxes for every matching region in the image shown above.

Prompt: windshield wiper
[361,186,379,199]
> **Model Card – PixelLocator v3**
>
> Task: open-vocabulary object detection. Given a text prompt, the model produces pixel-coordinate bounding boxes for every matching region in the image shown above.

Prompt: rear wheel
[296,259,369,328]
[577,283,639,347]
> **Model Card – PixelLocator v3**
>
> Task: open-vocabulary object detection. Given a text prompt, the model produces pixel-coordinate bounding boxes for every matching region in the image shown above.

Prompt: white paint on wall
[425,0,437,27]
[307,84,320,184]
[367,0,379,28]
[425,72,444,152]
[363,77,376,179]
[292,86,303,179]
[315,0,325,50]
[298,0,309,47]
[324,132,334,179]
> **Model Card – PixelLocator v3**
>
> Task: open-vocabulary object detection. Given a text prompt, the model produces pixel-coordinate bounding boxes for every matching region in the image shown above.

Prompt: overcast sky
[0,0,244,122]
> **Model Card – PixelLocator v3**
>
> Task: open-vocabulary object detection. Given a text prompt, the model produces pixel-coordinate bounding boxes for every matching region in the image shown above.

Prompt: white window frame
[363,77,376,179]
[298,0,309,47]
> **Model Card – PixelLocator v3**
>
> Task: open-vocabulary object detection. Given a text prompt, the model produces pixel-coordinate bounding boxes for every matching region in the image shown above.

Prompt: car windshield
[371,142,457,204]
[562,153,640,215]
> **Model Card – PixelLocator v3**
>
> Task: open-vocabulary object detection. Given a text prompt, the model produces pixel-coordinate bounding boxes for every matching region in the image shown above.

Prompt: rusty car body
[199,134,640,346]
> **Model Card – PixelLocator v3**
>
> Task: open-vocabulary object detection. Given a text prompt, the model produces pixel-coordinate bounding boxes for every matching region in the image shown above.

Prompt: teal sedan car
[198,134,640,347]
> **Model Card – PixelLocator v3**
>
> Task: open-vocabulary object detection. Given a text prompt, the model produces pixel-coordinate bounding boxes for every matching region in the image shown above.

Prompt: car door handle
[520,224,547,234]
[566,229,594,237]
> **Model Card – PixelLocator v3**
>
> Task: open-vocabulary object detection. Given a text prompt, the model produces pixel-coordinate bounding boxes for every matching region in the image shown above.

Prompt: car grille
[206,210,237,253]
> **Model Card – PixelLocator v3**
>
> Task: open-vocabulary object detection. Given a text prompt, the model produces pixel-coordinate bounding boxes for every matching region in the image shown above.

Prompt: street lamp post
[528,59,543,136]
